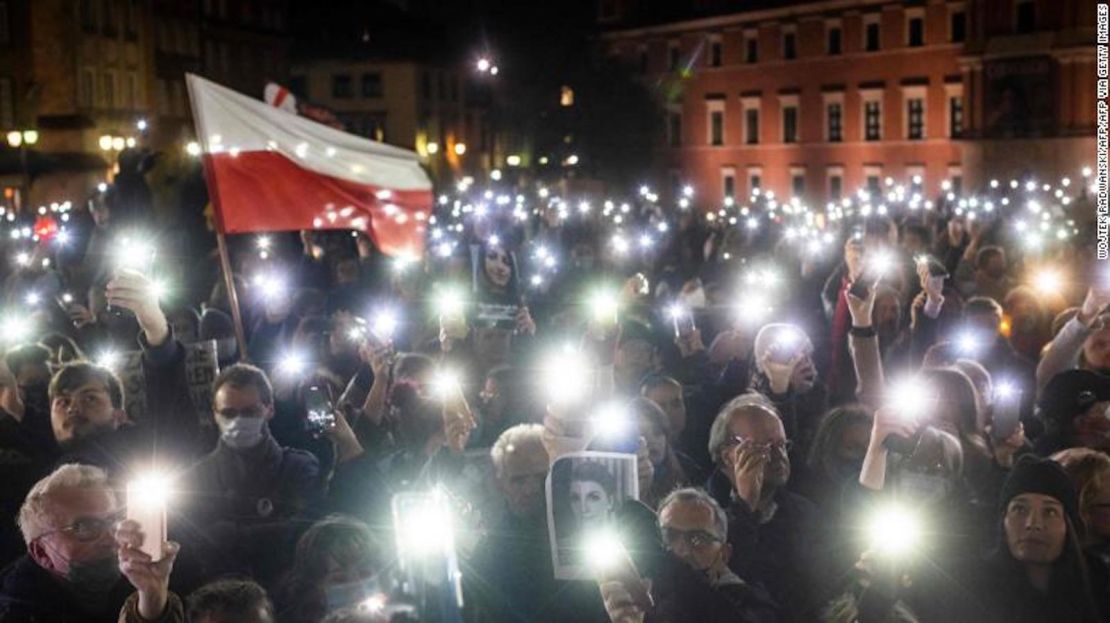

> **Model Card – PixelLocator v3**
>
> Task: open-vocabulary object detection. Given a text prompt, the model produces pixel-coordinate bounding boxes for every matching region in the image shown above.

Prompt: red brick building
[600,0,1096,205]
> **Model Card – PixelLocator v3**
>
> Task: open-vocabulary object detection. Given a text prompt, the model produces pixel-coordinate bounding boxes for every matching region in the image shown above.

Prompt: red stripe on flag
[203,151,430,257]
[272,86,289,109]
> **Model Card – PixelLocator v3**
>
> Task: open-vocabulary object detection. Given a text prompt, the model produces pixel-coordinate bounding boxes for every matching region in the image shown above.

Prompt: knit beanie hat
[999,455,1081,531]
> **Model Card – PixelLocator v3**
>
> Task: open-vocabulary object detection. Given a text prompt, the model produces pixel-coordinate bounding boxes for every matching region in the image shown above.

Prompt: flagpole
[215,230,250,363]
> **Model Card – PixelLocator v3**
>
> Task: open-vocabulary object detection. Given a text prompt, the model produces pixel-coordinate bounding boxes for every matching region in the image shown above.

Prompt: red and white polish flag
[187,73,432,257]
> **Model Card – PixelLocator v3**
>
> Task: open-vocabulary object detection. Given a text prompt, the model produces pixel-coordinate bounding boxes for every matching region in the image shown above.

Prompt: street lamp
[426,142,439,155]
[454,143,467,156]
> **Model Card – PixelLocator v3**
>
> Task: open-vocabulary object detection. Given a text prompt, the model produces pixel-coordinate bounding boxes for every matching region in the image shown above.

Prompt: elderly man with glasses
[0,463,183,622]
[599,487,779,623]
[704,393,826,622]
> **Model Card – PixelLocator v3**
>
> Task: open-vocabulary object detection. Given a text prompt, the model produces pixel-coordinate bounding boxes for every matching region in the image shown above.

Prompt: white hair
[18,463,115,545]
[490,423,546,478]
[707,393,780,464]
[658,487,728,541]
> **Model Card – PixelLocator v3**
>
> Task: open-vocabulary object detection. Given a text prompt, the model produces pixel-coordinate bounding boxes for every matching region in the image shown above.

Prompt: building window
[101,71,116,109]
[908,15,924,46]
[81,0,97,32]
[126,72,138,109]
[421,71,432,99]
[865,20,880,51]
[745,108,759,145]
[791,171,805,197]
[80,69,96,109]
[951,9,966,42]
[827,25,842,55]
[361,72,382,98]
[949,95,964,136]
[668,43,679,70]
[0,77,11,129]
[745,35,758,63]
[782,30,796,59]
[907,97,925,139]
[866,174,881,193]
[748,169,762,191]
[0,3,10,45]
[710,39,722,67]
[722,169,736,198]
[864,100,881,141]
[332,74,353,99]
[125,0,138,38]
[102,0,117,36]
[668,111,682,147]
[782,105,798,143]
[829,173,843,200]
[709,110,724,146]
[1015,0,1035,33]
[827,102,843,142]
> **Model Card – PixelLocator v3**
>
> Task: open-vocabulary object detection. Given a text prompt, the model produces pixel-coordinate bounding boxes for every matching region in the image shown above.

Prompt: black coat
[0,555,131,623]
[707,471,827,622]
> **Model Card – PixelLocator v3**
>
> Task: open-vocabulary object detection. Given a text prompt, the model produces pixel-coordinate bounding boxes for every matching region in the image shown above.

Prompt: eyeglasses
[661,527,723,550]
[215,406,266,419]
[39,511,124,543]
[723,436,792,453]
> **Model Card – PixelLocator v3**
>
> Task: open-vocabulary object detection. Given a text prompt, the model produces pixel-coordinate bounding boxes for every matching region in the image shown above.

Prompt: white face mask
[680,286,707,310]
[220,416,267,449]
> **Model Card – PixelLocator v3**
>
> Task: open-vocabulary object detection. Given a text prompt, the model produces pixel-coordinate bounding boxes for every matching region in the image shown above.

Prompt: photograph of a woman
[546,452,639,580]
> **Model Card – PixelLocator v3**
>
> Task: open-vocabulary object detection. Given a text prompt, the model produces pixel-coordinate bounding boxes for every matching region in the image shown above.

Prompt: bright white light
[278,353,307,376]
[868,505,923,557]
[14,252,29,267]
[127,473,171,509]
[542,345,592,405]
[888,376,931,420]
[476,58,491,72]
[735,293,771,325]
[24,292,40,306]
[682,185,694,197]
[1032,269,1063,294]
[506,154,521,167]
[136,119,148,131]
[430,370,461,400]
[185,141,201,157]
[491,169,502,181]
[591,401,632,441]
[994,380,1018,401]
[869,250,896,276]
[584,529,625,572]
[372,310,398,340]
[588,290,619,323]
[97,350,121,368]
[434,286,466,317]
[256,235,271,250]
[957,331,982,356]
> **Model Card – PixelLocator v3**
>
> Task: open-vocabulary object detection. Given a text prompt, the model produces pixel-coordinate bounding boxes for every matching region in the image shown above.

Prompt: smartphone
[126,480,167,562]
[305,384,337,436]
[848,279,872,300]
[991,385,1023,441]
[672,310,696,338]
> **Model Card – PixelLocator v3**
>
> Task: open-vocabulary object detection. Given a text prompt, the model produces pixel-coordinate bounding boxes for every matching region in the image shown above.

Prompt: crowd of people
[0,153,1106,623]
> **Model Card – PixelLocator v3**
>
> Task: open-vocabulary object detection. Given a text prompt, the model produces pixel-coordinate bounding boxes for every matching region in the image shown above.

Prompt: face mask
[323,576,378,612]
[220,416,267,449]
[67,555,122,593]
[679,286,707,310]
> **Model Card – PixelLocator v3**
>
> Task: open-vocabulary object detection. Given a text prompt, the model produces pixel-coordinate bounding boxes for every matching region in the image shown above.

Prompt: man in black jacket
[705,394,826,622]
[0,463,182,622]
[180,364,322,587]
[600,487,780,623]
[47,269,204,479]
